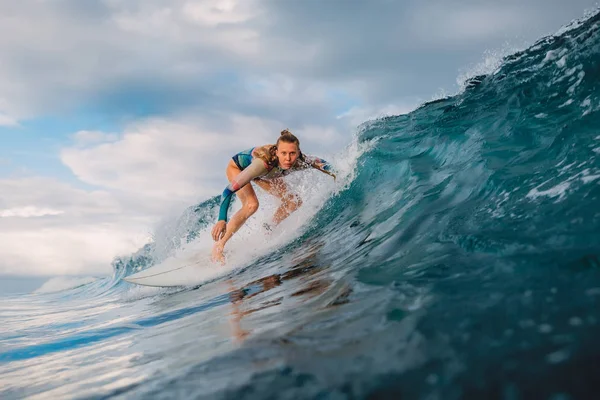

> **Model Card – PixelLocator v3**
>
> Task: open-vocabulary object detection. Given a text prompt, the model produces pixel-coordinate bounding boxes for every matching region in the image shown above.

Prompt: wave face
[2,11,600,400]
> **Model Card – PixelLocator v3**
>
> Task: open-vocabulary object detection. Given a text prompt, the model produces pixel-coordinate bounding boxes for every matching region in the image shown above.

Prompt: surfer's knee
[284,194,302,210]
[245,200,259,215]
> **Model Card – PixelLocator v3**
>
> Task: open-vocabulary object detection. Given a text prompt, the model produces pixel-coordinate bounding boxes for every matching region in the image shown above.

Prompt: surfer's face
[276,142,300,169]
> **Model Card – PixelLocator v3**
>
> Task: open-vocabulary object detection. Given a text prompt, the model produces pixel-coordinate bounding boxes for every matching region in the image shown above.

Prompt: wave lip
[33,276,99,294]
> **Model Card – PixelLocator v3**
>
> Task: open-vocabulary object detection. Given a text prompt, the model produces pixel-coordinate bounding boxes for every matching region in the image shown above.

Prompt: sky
[0,0,598,278]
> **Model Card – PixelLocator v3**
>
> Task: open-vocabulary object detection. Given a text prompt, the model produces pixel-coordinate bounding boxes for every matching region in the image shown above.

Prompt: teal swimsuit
[231,148,255,170]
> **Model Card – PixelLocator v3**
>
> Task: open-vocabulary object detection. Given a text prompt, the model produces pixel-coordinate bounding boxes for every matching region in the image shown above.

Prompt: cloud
[0,177,152,275]
[0,0,593,123]
[407,4,532,46]
[0,207,64,218]
[0,112,18,126]
[0,177,125,217]
[0,223,149,276]
[181,0,260,27]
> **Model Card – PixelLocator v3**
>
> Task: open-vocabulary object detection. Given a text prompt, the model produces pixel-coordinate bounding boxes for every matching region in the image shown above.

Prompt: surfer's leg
[213,161,260,261]
[255,178,302,225]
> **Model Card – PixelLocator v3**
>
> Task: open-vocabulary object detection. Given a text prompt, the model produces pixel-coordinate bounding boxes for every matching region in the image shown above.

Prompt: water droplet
[426,374,439,385]
[546,349,570,364]
[519,319,535,329]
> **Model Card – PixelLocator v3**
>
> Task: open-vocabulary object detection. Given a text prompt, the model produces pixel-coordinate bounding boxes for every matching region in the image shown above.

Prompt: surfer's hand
[212,221,227,241]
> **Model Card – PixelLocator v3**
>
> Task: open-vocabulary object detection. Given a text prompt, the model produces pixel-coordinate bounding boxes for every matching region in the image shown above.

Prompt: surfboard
[123,256,222,287]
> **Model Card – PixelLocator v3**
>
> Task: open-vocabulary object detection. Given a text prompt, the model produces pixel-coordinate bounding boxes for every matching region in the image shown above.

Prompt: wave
[33,276,100,294]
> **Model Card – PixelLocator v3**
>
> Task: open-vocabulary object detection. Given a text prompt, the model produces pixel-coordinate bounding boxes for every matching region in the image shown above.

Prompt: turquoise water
[2,10,600,399]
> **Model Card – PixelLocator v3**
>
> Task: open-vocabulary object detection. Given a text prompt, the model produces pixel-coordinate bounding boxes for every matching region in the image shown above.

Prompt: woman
[211,129,335,262]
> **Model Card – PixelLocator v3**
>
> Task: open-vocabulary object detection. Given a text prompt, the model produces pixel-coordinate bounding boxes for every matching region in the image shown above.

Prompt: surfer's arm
[218,158,268,221]
[303,155,336,179]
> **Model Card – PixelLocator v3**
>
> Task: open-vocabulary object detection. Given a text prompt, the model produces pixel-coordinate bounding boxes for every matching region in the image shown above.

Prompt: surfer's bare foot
[211,243,226,264]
